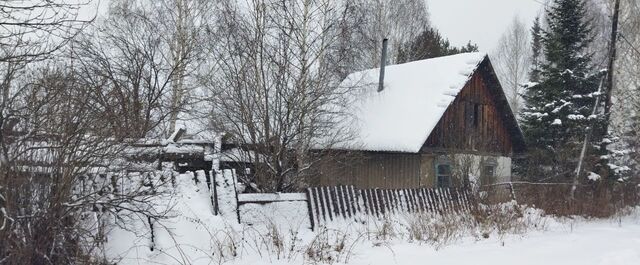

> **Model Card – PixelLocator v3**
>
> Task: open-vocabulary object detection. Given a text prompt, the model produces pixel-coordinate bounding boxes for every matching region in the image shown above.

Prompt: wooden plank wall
[306,186,474,228]
[317,153,424,189]
[423,68,513,155]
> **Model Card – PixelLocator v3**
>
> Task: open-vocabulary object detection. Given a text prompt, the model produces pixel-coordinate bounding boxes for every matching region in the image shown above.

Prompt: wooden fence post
[305,188,315,231]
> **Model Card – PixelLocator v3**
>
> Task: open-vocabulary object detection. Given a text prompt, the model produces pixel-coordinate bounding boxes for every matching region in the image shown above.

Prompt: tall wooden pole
[600,0,621,150]
[572,0,620,198]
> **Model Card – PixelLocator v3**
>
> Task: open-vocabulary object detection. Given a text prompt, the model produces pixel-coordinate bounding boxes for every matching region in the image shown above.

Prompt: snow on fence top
[335,52,487,153]
[237,193,307,203]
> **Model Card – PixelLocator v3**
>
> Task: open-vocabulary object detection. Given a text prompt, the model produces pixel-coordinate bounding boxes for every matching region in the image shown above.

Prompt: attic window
[473,103,480,128]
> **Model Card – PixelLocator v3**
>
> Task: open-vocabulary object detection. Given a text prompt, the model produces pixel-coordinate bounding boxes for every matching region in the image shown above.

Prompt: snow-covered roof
[335,52,488,153]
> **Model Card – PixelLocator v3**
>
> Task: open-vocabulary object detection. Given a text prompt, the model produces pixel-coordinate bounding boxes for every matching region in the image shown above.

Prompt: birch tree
[493,16,531,116]
[149,0,212,133]
[75,1,212,139]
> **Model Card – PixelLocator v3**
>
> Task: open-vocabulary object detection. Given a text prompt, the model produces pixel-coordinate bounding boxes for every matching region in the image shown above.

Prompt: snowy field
[338,216,640,265]
[104,173,640,265]
[225,214,640,265]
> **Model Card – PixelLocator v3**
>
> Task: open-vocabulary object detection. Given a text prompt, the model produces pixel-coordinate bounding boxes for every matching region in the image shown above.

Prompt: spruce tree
[520,0,601,180]
[529,16,543,83]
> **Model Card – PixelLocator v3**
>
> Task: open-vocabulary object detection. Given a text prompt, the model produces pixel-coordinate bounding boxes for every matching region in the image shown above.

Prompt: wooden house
[314,53,525,189]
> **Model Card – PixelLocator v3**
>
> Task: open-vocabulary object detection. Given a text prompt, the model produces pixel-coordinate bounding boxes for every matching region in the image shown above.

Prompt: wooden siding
[316,153,433,189]
[422,65,514,155]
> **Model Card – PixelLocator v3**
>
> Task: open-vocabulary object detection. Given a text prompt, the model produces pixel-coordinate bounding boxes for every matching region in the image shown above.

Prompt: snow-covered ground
[341,216,640,265]
[104,173,640,265]
[225,213,640,265]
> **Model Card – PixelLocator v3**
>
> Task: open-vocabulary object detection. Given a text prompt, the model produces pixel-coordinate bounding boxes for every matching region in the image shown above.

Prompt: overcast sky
[427,0,546,52]
[85,0,546,53]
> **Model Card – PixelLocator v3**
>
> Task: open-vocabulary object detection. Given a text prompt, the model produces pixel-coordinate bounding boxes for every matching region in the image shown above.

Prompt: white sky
[84,0,545,53]
[427,0,546,52]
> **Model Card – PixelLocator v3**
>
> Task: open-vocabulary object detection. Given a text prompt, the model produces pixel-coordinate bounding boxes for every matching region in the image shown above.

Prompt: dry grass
[229,217,362,264]
[401,212,473,248]
[481,182,639,218]
[304,228,362,264]
[471,201,548,239]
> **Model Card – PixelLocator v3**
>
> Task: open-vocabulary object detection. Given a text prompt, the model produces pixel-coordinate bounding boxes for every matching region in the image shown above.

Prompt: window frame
[481,159,498,185]
[473,103,480,128]
[436,163,452,188]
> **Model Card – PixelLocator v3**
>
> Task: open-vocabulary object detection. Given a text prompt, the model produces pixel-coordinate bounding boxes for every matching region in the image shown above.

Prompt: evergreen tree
[458,41,480,54]
[520,0,601,180]
[396,27,479,63]
[530,16,543,83]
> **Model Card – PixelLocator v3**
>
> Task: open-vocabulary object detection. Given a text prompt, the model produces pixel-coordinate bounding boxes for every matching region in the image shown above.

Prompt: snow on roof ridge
[335,52,487,153]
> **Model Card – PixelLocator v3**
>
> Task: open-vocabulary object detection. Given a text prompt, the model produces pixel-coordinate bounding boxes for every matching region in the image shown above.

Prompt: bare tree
[584,0,614,70]
[610,0,640,179]
[0,0,93,64]
[493,16,531,116]
[144,0,212,133]
[0,2,179,263]
[73,3,199,139]
[1,3,94,247]
[358,0,430,66]
[328,0,430,78]
[567,0,640,182]
[1,0,94,168]
[72,1,214,139]
[0,61,177,263]
[205,0,355,192]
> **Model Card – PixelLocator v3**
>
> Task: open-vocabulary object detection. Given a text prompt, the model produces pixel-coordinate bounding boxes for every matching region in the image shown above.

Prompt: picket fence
[214,170,475,230]
[306,186,474,228]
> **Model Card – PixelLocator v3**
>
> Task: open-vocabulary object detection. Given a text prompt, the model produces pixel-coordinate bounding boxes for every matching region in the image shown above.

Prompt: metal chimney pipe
[378,38,388,92]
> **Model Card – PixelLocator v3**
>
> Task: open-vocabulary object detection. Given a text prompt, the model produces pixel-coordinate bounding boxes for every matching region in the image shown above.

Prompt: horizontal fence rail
[306,186,474,227]
[237,193,307,204]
